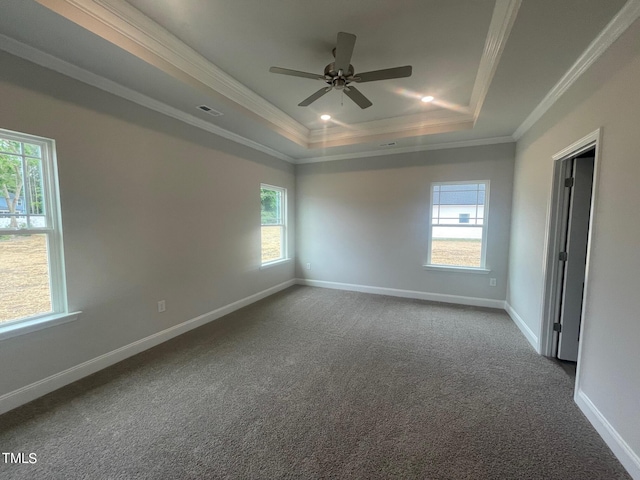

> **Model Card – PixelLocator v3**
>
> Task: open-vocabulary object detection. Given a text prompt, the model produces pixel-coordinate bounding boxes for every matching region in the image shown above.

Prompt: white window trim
[0,128,79,338]
[259,258,292,270]
[260,183,287,265]
[423,265,491,274]
[0,312,80,341]
[425,180,490,271]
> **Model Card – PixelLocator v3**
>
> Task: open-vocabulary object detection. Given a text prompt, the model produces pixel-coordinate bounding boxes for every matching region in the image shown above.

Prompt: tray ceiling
[0,0,634,162]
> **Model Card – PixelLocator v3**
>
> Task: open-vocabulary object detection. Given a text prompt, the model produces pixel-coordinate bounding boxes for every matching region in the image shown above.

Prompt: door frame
[539,128,602,371]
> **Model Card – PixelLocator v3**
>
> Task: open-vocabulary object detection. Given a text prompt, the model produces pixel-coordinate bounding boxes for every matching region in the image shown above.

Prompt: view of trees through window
[0,139,45,227]
[1,135,52,323]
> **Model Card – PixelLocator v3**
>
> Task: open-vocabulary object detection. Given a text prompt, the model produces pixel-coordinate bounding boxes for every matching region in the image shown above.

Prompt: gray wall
[0,51,295,396]
[507,20,640,467]
[296,143,515,301]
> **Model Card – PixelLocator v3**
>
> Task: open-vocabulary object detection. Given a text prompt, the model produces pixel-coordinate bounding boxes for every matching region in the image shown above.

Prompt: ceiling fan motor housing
[324,62,355,90]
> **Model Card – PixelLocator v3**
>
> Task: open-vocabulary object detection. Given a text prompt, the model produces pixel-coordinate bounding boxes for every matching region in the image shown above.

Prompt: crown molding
[0,32,513,166]
[0,34,295,164]
[33,0,520,150]
[11,0,635,167]
[513,0,640,140]
[469,0,521,118]
[297,136,515,165]
[308,110,475,148]
[308,120,476,149]
[35,0,310,147]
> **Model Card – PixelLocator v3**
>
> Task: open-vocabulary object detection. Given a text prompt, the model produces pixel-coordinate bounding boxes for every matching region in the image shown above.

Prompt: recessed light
[421,96,434,103]
[320,114,331,121]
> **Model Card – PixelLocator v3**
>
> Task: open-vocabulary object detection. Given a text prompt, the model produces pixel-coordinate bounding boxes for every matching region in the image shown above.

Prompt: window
[260,184,286,265]
[427,181,489,269]
[0,128,70,332]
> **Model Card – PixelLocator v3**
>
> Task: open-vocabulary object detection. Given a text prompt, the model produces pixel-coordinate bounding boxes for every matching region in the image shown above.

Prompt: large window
[0,128,69,331]
[260,184,286,265]
[427,181,489,269]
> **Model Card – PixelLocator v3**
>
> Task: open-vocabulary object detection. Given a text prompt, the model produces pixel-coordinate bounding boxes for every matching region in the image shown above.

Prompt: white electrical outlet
[306,262,311,270]
[158,300,166,312]
[489,278,497,287]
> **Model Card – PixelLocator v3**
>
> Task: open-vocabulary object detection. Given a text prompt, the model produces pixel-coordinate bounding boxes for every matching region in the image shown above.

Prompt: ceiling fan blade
[355,65,413,83]
[298,87,332,107]
[334,32,356,73]
[269,66,324,80]
[344,86,372,109]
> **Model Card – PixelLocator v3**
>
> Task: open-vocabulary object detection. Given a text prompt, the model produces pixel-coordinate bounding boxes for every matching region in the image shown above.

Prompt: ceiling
[0,0,635,163]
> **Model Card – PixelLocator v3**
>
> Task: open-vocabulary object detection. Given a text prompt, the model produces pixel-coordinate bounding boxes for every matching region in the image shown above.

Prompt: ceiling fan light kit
[269,32,412,110]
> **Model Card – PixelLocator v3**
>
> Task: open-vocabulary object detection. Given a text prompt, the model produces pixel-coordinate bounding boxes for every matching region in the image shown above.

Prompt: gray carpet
[0,286,631,479]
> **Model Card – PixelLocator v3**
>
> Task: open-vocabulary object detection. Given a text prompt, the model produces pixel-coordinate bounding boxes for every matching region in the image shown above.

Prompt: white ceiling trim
[469,0,521,118]
[513,0,640,140]
[35,0,310,146]
[297,136,515,165]
[34,0,520,149]
[4,0,631,166]
[307,111,475,148]
[0,34,510,166]
[0,33,295,163]
[308,110,475,147]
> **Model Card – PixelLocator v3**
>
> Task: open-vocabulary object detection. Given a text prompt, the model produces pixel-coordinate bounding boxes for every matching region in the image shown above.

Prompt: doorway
[540,129,601,365]
[554,150,594,361]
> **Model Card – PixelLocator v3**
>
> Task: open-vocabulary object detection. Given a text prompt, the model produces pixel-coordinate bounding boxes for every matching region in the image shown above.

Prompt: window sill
[260,258,292,270]
[0,311,82,341]
[423,265,491,274]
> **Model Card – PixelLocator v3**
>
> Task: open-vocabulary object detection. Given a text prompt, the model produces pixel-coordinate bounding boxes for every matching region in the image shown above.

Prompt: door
[556,152,595,361]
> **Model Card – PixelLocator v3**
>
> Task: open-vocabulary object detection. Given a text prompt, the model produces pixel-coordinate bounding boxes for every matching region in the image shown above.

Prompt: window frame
[0,128,76,340]
[425,180,490,273]
[260,183,288,267]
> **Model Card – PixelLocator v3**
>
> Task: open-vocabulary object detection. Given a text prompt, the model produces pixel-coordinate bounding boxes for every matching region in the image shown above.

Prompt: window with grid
[428,181,489,269]
[0,128,68,327]
[260,184,286,264]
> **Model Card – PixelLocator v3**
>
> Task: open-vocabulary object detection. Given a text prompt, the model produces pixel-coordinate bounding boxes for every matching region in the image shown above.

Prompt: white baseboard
[504,302,540,353]
[0,279,296,415]
[296,278,506,309]
[575,389,640,479]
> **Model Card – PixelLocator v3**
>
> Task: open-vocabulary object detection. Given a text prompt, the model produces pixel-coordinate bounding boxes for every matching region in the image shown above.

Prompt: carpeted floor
[0,286,631,479]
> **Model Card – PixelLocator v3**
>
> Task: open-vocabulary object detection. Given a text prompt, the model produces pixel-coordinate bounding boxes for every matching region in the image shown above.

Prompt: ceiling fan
[269,32,412,109]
